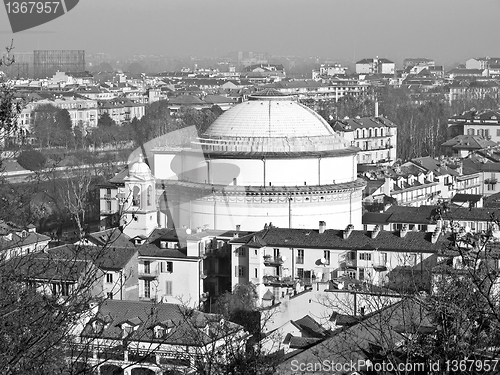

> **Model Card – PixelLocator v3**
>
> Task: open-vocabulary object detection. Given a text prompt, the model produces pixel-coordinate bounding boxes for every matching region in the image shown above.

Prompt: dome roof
[198,91,351,153]
[129,154,152,177]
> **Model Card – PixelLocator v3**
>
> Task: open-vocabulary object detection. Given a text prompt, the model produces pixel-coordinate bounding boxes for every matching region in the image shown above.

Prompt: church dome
[198,90,351,153]
[129,154,152,177]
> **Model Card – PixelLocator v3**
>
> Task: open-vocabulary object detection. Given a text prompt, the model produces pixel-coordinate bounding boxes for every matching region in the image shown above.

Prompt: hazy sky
[1,0,500,65]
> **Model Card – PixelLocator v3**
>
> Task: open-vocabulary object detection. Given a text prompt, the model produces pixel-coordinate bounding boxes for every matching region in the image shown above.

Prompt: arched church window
[147,186,152,206]
[133,186,140,207]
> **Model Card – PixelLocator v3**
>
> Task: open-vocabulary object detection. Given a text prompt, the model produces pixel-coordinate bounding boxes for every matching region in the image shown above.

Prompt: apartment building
[75,300,247,375]
[97,97,145,125]
[18,93,98,133]
[0,221,50,260]
[266,79,368,101]
[230,224,446,304]
[332,115,397,165]
[356,58,395,75]
[448,109,500,141]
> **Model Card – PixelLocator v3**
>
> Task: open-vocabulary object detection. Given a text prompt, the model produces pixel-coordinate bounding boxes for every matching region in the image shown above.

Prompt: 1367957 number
[5,2,60,14]
[445,359,499,372]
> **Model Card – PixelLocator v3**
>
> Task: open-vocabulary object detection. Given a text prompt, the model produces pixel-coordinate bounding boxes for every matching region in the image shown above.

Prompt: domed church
[152,89,365,232]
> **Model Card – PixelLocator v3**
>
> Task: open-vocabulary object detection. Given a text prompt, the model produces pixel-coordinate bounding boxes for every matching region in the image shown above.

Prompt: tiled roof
[82,300,243,345]
[0,223,50,250]
[168,95,205,105]
[85,228,134,248]
[332,116,397,130]
[409,157,459,176]
[277,298,433,373]
[6,251,92,282]
[292,315,328,338]
[44,243,137,271]
[442,135,496,150]
[287,336,322,349]
[231,227,449,253]
[362,212,393,225]
[384,205,498,224]
[451,193,483,203]
[108,166,129,184]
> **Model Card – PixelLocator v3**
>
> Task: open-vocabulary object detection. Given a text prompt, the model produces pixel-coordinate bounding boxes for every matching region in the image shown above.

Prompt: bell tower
[122,155,158,238]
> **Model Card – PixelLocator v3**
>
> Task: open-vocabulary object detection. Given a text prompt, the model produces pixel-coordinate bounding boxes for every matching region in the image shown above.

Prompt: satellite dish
[186,228,192,235]
[320,257,327,264]
[280,256,286,262]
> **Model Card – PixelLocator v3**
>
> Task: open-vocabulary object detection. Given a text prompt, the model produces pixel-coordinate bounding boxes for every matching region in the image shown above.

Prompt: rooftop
[199,91,351,153]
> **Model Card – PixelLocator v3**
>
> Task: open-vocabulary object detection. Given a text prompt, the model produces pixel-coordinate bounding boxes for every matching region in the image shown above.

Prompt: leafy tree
[97,112,115,128]
[0,41,23,150]
[32,104,73,148]
[16,149,46,171]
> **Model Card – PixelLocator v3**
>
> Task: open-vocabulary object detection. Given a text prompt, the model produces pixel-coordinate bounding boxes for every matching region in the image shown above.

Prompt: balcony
[100,209,117,215]
[263,255,284,266]
[138,267,158,279]
[372,260,388,272]
[339,252,357,269]
[263,275,294,286]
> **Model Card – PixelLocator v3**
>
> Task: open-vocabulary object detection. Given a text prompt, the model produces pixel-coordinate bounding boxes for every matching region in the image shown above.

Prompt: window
[236,266,245,278]
[273,287,280,299]
[236,247,246,257]
[359,268,365,280]
[106,273,113,284]
[165,281,173,295]
[254,268,258,278]
[166,261,173,273]
[106,201,112,212]
[60,283,70,297]
[132,186,140,206]
[297,249,304,264]
[147,185,152,206]
[273,248,280,259]
[154,326,165,338]
[359,253,372,261]
[160,261,166,272]
[107,292,113,299]
[323,250,331,265]
[144,280,151,298]
[297,268,304,279]
[144,261,151,274]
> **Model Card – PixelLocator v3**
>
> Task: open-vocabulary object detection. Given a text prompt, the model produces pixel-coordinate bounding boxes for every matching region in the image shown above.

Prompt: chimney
[400,224,408,238]
[343,224,354,239]
[371,225,380,239]
[236,224,241,232]
[319,221,326,234]
[375,101,379,117]
[431,227,441,244]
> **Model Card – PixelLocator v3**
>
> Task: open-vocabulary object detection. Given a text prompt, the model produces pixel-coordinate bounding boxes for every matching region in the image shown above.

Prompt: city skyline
[0,0,500,65]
